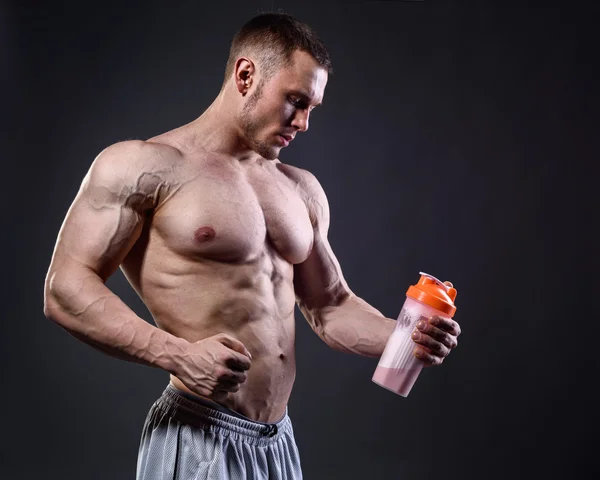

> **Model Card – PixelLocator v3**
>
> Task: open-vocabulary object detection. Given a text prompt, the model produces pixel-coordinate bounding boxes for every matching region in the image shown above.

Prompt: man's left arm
[293,171,460,365]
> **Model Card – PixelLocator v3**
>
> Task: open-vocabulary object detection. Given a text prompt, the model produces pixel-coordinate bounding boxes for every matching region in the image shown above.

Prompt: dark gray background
[3,1,597,479]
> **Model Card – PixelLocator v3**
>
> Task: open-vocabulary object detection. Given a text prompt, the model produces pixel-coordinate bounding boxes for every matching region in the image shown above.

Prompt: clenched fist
[176,333,252,402]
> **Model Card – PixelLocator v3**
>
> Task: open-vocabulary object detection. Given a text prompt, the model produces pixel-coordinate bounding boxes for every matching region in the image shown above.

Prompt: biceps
[293,233,350,309]
[53,189,145,281]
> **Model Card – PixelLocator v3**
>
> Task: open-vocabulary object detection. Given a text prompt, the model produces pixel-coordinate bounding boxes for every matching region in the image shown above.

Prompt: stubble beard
[239,80,279,161]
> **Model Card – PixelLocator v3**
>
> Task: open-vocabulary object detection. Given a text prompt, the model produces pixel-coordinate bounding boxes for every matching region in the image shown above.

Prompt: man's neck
[183,94,261,165]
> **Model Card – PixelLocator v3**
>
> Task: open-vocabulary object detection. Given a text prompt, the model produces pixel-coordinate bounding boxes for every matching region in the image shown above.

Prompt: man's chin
[256,145,280,161]
[264,151,280,161]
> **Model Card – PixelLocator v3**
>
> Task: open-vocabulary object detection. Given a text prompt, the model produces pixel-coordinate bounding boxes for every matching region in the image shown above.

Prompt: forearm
[302,294,396,357]
[44,265,188,375]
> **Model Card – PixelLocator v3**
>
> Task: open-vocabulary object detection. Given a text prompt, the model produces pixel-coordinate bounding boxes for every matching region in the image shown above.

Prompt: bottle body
[372,296,445,397]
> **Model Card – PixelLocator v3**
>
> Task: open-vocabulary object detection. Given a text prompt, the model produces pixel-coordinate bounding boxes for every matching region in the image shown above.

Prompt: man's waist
[168,377,288,424]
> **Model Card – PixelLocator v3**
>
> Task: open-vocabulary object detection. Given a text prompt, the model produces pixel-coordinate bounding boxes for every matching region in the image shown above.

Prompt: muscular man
[43,13,461,480]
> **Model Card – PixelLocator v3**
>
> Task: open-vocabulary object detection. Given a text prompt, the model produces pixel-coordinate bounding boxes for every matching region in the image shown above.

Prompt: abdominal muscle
[124,246,298,424]
[169,301,297,424]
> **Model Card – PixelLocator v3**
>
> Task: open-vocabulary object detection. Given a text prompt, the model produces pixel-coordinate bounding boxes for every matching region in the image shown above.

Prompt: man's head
[222,13,333,160]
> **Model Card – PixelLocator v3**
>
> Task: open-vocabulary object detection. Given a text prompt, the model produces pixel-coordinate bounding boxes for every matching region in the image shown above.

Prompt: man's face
[239,50,328,160]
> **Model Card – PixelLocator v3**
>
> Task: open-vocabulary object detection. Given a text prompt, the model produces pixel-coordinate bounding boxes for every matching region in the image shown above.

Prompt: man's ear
[234,57,255,95]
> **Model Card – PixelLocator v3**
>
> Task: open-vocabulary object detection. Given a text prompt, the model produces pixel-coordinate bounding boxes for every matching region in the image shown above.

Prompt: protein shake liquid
[372,272,457,397]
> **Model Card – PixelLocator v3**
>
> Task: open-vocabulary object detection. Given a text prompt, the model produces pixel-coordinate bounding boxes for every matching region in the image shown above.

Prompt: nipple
[194,226,216,242]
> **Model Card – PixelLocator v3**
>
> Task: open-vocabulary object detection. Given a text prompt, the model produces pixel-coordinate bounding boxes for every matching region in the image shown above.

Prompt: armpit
[128,169,178,211]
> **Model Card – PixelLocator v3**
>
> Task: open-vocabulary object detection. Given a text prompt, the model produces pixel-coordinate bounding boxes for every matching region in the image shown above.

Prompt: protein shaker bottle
[372,272,457,397]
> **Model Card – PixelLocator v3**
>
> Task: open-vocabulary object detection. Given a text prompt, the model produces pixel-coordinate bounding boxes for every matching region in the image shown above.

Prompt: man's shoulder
[85,139,182,200]
[96,139,182,167]
[277,162,329,226]
[276,162,326,199]
[90,139,182,181]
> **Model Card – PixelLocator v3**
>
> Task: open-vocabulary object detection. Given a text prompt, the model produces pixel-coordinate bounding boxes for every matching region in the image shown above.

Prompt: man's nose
[291,109,310,132]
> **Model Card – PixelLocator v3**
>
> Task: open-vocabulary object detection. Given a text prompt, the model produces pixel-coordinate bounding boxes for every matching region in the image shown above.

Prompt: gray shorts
[136,384,303,480]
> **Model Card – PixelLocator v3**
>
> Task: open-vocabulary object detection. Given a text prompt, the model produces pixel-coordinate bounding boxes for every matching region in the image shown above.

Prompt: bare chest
[152,163,314,264]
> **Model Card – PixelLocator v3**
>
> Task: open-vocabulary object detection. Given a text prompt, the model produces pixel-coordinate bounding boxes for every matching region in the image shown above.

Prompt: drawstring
[262,424,278,437]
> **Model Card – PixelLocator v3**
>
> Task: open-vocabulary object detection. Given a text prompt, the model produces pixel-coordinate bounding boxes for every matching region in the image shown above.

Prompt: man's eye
[290,98,306,109]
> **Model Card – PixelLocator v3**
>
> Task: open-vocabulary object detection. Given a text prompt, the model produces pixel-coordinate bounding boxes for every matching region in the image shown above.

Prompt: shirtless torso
[124,129,317,423]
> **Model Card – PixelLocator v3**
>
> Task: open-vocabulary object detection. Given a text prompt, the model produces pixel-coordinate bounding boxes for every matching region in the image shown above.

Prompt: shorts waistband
[155,384,290,444]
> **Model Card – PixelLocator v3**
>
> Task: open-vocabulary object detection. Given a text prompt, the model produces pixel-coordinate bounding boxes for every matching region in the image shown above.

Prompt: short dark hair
[223,13,333,86]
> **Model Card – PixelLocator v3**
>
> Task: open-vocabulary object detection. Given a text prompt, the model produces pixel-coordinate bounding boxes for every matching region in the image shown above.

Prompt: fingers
[414,318,458,350]
[413,346,443,366]
[218,371,248,390]
[225,352,252,372]
[411,316,461,365]
[185,335,253,399]
[412,330,450,358]
[214,334,252,371]
[429,316,461,338]
[214,335,251,390]
[213,365,248,393]
[227,370,247,385]
[214,333,253,360]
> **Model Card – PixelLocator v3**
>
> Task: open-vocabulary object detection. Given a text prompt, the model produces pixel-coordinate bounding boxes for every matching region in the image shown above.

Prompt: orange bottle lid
[406,272,457,317]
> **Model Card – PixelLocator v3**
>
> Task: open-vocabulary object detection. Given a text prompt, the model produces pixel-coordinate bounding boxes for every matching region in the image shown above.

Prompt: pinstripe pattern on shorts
[136,384,303,480]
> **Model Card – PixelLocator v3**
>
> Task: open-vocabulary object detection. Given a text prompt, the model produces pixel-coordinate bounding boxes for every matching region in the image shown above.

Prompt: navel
[194,226,216,243]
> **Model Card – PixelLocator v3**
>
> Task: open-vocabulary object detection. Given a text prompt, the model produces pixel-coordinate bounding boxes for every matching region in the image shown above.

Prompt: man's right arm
[44,140,252,399]
[43,140,188,373]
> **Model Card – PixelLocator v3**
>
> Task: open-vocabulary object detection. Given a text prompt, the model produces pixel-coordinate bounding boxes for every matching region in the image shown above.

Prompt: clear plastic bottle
[372,272,457,397]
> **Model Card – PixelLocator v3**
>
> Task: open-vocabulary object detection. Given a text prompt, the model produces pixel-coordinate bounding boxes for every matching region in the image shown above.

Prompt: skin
[44,50,461,423]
